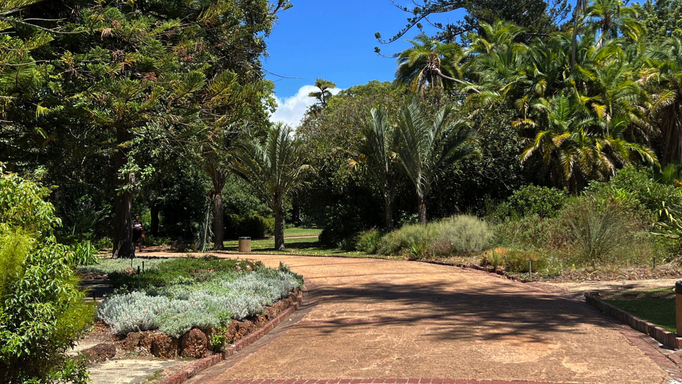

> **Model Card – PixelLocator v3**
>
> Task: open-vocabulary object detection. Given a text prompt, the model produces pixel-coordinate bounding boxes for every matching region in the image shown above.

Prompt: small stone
[180,328,208,358]
[82,343,117,363]
[151,333,178,359]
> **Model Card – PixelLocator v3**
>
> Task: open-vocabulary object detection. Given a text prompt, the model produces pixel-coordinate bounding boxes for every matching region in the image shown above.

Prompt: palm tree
[231,123,309,250]
[394,100,477,223]
[646,37,682,165]
[518,93,655,192]
[395,33,467,93]
[356,105,398,230]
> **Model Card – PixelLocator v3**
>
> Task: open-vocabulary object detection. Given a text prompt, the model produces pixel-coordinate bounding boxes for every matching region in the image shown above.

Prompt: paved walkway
[165,254,678,384]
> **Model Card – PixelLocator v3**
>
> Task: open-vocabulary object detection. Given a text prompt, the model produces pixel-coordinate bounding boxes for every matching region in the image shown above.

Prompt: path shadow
[303,281,613,342]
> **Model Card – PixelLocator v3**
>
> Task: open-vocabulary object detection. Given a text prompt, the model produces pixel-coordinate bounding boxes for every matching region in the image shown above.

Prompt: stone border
[585,293,682,349]
[200,379,578,384]
[159,289,304,384]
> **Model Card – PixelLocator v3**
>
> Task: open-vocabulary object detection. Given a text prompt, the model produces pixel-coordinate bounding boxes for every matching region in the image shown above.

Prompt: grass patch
[284,227,322,237]
[604,288,676,333]
[86,256,259,290]
[220,237,382,258]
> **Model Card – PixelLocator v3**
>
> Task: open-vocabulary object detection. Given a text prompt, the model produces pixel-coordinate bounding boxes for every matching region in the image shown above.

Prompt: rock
[180,328,208,359]
[122,332,142,351]
[82,343,117,363]
[139,331,154,354]
[151,333,178,359]
[255,314,268,327]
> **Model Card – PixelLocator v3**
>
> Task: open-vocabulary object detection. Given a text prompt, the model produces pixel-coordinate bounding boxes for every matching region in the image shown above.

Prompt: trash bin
[238,236,251,252]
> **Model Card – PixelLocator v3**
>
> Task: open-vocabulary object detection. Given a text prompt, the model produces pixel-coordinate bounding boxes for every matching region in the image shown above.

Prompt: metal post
[137,266,141,290]
[142,261,145,274]
[675,280,682,335]
[529,260,533,281]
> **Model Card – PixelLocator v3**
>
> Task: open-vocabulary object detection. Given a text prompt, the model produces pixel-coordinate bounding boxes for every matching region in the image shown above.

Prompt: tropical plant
[0,169,94,384]
[395,33,467,93]
[231,124,310,250]
[394,100,477,223]
[355,105,399,229]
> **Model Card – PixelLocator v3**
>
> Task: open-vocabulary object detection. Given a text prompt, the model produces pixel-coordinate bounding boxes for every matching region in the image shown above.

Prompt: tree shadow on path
[303,281,613,343]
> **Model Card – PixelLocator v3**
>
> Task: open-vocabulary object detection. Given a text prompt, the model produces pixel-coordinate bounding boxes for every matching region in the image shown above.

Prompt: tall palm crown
[395,34,465,93]
[358,105,398,230]
[231,123,309,250]
[395,101,477,223]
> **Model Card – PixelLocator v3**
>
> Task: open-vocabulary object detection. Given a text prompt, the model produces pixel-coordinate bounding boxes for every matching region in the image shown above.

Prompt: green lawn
[220,235,389,258]
[284,227,322,237]
[604,288,676,333]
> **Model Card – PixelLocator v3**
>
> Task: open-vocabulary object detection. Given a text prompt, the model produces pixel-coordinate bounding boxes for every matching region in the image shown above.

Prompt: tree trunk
[150,202,159,237]
[274,193,285,251]
[384,196,393,231]
[212,191,224,250]
[417,194,427,225]
[112,128,134,259]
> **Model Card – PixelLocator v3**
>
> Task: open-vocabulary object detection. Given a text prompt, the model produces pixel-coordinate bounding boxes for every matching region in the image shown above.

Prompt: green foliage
[232,124,310,250]
[0,172,94,384]
[377,215,492,258]
[503,185,570,218]
[107,256,256,290]
[494,215,556,249]
[505,249,548,273]
[71,240,99,266]
[225,214,274,239]
[0,171,60,236]
[430,215,494,254]
[558,198,655,266]
[355,228,384,253]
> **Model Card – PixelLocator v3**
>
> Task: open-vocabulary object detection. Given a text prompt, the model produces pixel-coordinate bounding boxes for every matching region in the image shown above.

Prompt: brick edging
[585,293,681,349]
[159,289,305,384]
[192,378,579,384]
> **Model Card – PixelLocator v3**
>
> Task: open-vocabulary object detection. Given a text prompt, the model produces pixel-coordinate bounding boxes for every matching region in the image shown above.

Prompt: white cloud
[270,85,342,127]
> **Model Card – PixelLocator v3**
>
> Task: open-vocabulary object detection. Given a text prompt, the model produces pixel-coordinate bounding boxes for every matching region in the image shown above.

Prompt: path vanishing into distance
[146,253,680,384]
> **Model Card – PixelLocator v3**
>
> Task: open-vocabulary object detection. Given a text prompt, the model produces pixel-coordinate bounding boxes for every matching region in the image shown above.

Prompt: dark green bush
[505,185,569,218]
[355,228,384,253]
[225,214,274,239]
[0,170,94,384]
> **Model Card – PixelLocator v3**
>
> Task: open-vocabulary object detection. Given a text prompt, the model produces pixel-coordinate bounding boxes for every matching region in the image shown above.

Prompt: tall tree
[307,78,337,116]
[374,0,569,49]
[8,0,288,257]
[231,124,309,250]
[356,105,399,230]
[395,101,477,223]
[395,34,467,92]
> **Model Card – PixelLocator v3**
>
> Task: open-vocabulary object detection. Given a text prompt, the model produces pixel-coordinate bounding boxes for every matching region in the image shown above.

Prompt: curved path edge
[159,284,317,384]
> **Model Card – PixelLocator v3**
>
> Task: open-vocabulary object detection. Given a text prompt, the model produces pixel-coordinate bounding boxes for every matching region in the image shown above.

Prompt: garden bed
[78,256,304,361]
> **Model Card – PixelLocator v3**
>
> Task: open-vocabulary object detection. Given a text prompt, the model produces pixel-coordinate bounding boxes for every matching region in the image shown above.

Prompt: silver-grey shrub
[430,215,493,254]
[376,214,492,258]
[99,270,301,337]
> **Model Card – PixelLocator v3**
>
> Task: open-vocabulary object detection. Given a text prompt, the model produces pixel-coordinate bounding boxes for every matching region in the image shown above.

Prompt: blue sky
[266,0,465,125]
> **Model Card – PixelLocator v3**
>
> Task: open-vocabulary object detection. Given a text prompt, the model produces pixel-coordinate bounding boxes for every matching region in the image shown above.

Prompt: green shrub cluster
[0,170,94,384]
[355,228,384,253]
[498,185,570,219]
[106,256,258,289]
[365,215,493,259]
[225,214,275,239]
[492,169,668,274]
